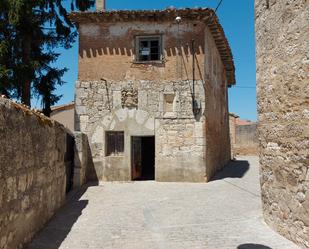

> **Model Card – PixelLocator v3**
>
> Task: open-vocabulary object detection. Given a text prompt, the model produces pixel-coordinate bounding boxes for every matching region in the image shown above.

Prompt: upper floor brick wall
[78,20,206,82]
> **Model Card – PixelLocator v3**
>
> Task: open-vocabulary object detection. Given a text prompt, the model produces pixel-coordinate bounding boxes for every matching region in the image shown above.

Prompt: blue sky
[48,0,256,121]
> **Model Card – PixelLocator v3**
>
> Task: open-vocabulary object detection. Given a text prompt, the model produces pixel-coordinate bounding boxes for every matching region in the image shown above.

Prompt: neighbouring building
[69,3,235,182]
[50,102,75,132]
[256,0,309,248]
[229,113,258,156]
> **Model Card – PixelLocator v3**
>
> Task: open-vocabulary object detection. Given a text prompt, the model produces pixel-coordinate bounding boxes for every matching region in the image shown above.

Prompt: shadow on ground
[237,244,272,249]
[211,159,250,181]
[25,183,97,249]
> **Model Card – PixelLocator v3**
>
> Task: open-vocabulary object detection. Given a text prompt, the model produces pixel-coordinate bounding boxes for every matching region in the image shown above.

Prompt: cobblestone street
[27,156,299,249]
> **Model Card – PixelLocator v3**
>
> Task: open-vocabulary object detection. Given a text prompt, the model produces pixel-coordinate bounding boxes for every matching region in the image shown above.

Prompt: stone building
[69,4,235,182]
[256,0,309,248]
[229,113,258,156]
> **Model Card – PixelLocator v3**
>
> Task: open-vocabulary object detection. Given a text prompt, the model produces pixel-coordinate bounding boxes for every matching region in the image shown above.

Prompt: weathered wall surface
[236,124,257,145]
[73,132,90,187]
[0,98,72,249]
[78,21,205,82]
[75,79,206,182]
[256,0,309,248]
[229,114,237,157]
[234,123,258,155]
[50,106,74,132]
[76,19,209,182]
[204,26,231,180]
[156,117,206,182]
[76,19,231,182]
[229,114,237,145]
[229,114,258,156]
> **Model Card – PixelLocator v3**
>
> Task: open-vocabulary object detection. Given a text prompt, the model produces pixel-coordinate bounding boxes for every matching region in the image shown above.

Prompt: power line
[206,0,223,27]
[231,86,256,89]
[212,0,255,91]
[215,0,223,13]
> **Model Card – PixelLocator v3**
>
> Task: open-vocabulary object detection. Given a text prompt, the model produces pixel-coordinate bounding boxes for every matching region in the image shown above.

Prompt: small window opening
[164,94,175,113]
[136,36,162,62]
[106,131,124,156]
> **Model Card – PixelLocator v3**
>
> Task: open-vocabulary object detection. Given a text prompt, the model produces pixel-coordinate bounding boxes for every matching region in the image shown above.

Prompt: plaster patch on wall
[113,91,122,108]
[107,22,195,38]
[115,109,128,122]
[108,25,129,37]
[110,119,116,130]
[102,115,113,128]
[128,109,135,118]
[266,142,281,151]
[145,118,155,131]
[135,110,148,125]
[80,24,101,37]
[92,126,104,144]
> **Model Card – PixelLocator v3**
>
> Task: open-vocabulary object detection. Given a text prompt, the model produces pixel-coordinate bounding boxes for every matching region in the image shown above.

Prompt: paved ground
[27,156,299,249]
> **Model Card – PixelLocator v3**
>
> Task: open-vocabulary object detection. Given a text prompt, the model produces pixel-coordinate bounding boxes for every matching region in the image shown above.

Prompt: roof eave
[68,8,236,85]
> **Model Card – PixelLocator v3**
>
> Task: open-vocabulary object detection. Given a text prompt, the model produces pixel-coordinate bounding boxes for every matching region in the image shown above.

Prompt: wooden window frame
[134,35,163,63]
[105,131,125,157]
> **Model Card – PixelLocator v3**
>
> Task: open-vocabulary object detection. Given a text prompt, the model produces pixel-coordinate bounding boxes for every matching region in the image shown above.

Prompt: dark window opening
[136,36,162,62]
[106,131,124,156]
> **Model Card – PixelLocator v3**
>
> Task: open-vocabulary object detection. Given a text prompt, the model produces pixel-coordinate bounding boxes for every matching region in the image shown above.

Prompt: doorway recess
[131,136,155,181]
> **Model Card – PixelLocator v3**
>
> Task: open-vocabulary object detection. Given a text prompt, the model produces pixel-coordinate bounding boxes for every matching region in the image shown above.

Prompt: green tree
[0,0,94,115]
[0,0,15,97]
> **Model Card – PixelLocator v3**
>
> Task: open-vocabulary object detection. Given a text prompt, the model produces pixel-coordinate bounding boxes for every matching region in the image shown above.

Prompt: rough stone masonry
[70,8,234,182]
[0,97,73,249]
[255,0,309,248]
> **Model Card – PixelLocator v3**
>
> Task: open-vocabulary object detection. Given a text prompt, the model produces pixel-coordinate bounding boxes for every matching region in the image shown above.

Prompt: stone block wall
[0,98,72,249]
[74,17,232,182]
[156,118,206,182]
[73,132,89,188]
[75,79,207,182]
[256,0,309,247]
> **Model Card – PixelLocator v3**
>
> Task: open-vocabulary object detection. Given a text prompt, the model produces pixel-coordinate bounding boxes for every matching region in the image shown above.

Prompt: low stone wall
[0,98,73,249]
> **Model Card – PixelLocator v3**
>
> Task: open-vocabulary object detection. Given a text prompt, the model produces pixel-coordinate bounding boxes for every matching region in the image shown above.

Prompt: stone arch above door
[90,108,156,145]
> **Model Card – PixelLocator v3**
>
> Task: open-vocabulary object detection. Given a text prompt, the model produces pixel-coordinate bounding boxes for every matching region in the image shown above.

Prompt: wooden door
[131,137,142,180]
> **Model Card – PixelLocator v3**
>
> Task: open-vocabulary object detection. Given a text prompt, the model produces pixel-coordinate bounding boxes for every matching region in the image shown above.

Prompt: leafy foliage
[0,0,94,115]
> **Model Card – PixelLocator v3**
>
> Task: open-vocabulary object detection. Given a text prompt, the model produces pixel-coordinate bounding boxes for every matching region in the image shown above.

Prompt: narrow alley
[27,157,299,249]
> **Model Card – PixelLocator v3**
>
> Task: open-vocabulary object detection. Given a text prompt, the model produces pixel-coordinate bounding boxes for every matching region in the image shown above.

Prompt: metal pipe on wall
[192,39,195,104]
